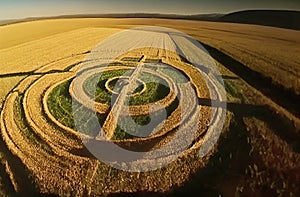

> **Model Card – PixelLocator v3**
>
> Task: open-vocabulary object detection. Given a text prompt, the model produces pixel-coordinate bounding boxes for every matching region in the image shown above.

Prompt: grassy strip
[14,94,53,155]
[224,80,243,100]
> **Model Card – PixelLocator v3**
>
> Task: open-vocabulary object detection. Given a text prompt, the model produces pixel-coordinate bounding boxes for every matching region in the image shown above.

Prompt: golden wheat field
[0,18,299,196]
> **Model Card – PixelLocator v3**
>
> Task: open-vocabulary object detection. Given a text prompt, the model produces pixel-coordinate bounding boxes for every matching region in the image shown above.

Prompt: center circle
[105,76,147,97]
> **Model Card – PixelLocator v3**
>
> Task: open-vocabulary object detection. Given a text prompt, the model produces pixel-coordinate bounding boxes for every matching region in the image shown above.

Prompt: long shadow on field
[0,134,39,196]
[199,42,300,118]
[198,98,300,152]
[221,75,239,80]
[0,144,16,196]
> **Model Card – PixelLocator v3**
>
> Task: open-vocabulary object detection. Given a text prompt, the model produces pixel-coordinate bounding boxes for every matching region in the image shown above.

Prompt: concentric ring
[0,26,227,194]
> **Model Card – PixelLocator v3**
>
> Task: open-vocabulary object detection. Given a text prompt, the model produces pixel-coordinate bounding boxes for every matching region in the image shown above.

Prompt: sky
[0,0,300,20]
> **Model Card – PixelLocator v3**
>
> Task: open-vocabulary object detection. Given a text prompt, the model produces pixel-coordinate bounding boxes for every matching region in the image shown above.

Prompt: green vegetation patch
[113,114,156,140]
[224,80,243,100]
[112,97,179,140]
[47,79,106,137]
[128,72,170,105]
[83,69,171,106]
[83,69,131,104]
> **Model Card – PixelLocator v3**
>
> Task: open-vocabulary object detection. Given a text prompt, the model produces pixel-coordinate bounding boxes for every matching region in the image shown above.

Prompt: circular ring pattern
[0,26,227,195]
[105,76,147,97]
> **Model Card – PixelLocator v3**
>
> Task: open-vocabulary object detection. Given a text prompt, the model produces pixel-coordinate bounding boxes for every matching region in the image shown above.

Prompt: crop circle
[70,26,227,172]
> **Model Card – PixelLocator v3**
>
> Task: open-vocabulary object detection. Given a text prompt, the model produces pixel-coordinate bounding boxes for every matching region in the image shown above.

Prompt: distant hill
[0,19,19,26]
[1,10,299,30]
[220,10,300,30]
[51,13,225,20]
[0,13,224,26]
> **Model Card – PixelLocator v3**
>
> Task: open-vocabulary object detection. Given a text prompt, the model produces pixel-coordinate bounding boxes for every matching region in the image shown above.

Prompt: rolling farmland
[0,18,299,196]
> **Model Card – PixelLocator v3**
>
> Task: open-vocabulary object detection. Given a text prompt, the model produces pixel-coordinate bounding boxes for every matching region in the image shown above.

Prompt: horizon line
[1,8,299,21]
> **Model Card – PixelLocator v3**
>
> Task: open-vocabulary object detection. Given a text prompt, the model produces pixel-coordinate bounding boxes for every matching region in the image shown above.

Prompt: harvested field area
[0,18,299,196]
